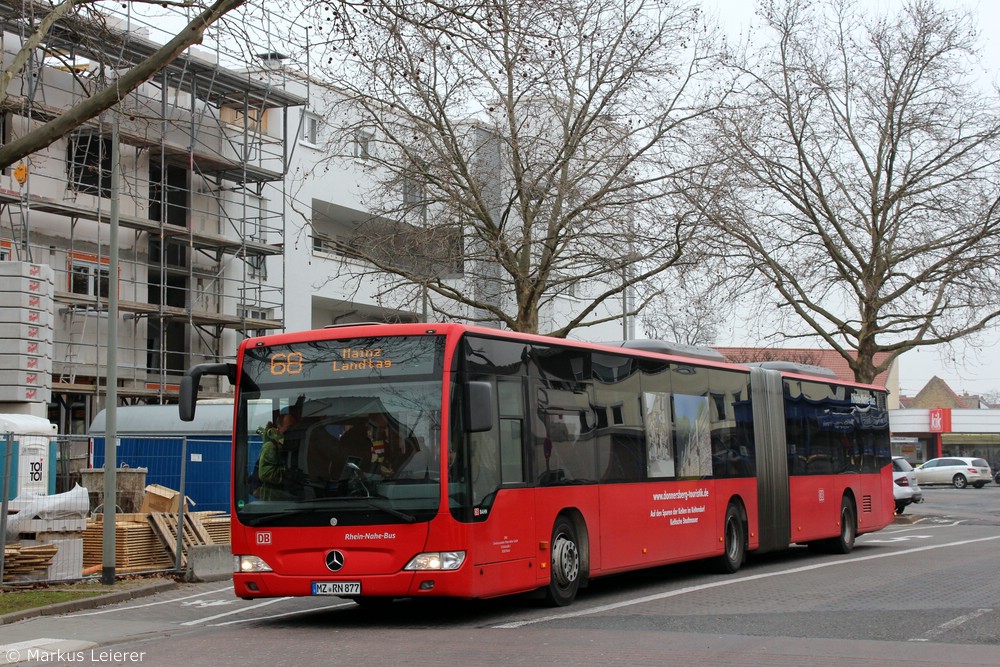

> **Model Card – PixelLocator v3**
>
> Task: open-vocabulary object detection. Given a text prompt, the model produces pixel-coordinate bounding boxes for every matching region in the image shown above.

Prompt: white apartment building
[277,80,629,341]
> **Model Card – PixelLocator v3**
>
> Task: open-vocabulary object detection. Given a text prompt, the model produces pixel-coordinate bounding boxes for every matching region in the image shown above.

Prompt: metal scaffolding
[0,1,306,432]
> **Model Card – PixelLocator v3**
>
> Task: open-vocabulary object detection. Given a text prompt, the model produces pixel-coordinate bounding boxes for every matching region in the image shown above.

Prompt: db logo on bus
[256,532,272,545]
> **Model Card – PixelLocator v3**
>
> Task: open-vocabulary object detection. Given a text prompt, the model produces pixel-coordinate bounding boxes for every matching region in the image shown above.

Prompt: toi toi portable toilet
[0,413,58,500]
[88,403,237,512]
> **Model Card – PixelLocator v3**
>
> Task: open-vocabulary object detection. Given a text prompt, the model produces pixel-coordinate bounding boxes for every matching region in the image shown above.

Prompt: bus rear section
[749,365,895,556]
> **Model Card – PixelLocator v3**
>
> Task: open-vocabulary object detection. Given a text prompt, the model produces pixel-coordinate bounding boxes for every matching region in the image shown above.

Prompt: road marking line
[180,597,291,626]
[494,535,1000,628]
[209,600,355,626]
[909,608,993,641]
[73,585,233,616]
[882,520,967,533]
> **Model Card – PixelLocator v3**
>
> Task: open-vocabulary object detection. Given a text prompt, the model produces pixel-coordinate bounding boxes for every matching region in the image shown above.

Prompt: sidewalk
[0,578,179,626]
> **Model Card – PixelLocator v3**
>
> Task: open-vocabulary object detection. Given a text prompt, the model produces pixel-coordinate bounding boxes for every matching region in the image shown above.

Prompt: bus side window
[499,417,524,483]
[497,380,525,484]
[470,429,500,505]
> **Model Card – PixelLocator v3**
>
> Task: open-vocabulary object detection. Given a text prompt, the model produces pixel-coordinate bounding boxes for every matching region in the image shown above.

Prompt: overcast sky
[702,0,1000,398]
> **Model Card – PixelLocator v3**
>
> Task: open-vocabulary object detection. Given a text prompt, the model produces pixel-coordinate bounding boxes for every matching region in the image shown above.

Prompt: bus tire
[545,516,581,607]
[829,496,856,554]
[714,502,746,574]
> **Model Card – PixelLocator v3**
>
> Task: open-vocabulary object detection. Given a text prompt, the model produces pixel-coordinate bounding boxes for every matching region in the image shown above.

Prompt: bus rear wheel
[714,503,745,574]
[545,516,581,607]
[829,496,856,554]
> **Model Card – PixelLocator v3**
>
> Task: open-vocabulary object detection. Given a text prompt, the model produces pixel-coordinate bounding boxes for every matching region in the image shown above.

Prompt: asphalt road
[2,486,999,666]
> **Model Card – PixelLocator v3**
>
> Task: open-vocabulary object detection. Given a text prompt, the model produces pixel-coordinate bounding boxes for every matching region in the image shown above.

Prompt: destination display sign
[243,335,444,384]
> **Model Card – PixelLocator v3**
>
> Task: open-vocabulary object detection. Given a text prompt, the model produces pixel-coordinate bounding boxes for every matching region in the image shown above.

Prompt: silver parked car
[914,456,993,489]
[891,456,923,514]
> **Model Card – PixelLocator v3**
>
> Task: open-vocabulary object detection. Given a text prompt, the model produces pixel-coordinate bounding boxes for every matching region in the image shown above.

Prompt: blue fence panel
[91,436,233,512]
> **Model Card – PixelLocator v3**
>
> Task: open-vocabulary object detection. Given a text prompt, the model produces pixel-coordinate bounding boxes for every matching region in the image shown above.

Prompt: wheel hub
[552,535,580,586]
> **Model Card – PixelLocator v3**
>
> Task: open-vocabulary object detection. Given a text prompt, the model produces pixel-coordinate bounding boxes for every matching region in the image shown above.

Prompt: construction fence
[2,433,231,586]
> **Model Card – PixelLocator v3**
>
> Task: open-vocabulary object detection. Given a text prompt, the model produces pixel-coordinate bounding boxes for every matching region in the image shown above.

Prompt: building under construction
[0,2,305,432]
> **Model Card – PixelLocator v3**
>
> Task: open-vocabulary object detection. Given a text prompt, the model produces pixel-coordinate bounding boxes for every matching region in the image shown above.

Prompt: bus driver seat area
[301,420,341,485]
[297,411,425,495]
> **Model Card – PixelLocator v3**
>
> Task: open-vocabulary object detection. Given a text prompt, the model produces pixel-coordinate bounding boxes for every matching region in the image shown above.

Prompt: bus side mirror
[464,381,493,433]
[179,375,197,422]
[179,362,236,422]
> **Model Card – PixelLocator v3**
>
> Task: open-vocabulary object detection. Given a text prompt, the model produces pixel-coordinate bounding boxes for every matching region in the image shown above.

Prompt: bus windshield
[233,335,445,527]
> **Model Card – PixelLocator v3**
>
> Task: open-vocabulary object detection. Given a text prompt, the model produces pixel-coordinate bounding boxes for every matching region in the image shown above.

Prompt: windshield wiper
[243,497,416,524]
[243,508,315,526]
[360,499,416,523]
[308,495,417,523]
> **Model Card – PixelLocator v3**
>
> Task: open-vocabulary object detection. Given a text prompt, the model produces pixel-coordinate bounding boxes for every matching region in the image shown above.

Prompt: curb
[0,579,179,626]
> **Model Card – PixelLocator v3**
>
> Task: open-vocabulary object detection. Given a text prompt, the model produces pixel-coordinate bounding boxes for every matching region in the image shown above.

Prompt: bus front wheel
[545,516,581,607]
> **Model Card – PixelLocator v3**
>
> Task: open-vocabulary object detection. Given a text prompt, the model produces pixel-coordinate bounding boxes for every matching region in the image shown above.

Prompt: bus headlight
[404,551,466,571]
[235,555,273,573]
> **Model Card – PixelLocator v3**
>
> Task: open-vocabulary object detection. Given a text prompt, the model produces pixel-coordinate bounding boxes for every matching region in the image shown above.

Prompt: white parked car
[891,456,923,514]
[914,456,992,489]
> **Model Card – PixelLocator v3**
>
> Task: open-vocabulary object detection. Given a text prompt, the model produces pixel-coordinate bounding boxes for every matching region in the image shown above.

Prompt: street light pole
[102,111,120,585]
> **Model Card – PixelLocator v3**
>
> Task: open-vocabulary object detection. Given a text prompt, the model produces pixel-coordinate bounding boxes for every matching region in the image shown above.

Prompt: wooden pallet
[197,513,232,545]
[147,512,213,566]
[82,518,174,572]
[82,513,230,573]
[2,543,59,582]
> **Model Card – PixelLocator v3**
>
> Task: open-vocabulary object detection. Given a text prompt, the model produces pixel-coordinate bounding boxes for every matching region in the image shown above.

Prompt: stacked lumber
[82,514,174,572]
[81,511,231,573]
[196,512,231,544]
[2,543,59,582]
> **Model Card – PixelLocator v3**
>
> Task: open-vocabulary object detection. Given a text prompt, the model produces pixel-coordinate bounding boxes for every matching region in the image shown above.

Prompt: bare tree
[303,0,727,336]
[720,348,825,367]
[639,266,727,346]
[696,0,1000,383]
[979,390,1000,408]
[0,0,249,170]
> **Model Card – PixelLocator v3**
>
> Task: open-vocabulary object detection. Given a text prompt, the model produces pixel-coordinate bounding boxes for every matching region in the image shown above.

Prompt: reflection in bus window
[470,429,500,506]
[535,387,595,484]
[644,391,674,478]
[497,380,525,484]
[783,380,888,476]
[709,369,756,478]
[674,393,712,479]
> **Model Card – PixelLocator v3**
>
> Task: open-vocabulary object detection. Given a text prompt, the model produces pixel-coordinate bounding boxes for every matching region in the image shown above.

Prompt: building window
[220,104,266,133]
[67,135,112,198]
[302,114,320,145]
[354,131,373,160]
[403,178,427,223]
[312,233,363,260]
[68,252,111,298]
[247,254,268,280]
[0,239,11,261]
[238,305,272,338]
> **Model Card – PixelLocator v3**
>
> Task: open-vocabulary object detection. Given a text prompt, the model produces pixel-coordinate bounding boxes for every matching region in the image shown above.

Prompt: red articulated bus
[179,322,894,606]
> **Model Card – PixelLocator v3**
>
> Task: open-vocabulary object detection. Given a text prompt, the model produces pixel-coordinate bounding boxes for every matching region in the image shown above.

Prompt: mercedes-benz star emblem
[326,550,345,572]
